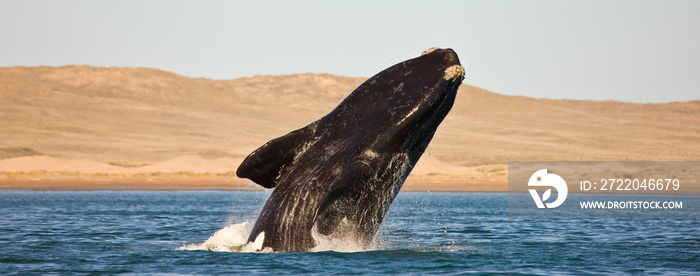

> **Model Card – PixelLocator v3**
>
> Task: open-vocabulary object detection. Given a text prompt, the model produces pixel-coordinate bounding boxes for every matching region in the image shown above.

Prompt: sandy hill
[1,65,699,183]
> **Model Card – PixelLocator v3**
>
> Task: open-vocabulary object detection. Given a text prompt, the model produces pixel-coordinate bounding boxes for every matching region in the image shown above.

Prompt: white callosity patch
[443,65,465,81]
[421,47,439,56]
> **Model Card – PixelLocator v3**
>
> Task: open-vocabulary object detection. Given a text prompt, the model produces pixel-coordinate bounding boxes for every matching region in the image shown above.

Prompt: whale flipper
[236,123,316,188]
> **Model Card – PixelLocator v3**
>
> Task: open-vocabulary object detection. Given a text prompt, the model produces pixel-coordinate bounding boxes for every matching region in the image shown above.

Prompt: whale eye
[537,176,541,181]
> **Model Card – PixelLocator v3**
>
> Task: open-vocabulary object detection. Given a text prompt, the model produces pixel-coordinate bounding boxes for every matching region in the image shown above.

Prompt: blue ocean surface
[1,191,698,275]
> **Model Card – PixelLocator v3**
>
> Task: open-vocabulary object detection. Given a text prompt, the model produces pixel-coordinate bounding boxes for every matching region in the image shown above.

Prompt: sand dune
[0,154,475,178]
[0,154,495,192]
[1,65,699,190]
[0,155,240,174]
[0,156,125,174]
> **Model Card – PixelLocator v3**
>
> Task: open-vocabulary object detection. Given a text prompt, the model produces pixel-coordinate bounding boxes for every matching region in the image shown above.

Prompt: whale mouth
[443,65,465,82]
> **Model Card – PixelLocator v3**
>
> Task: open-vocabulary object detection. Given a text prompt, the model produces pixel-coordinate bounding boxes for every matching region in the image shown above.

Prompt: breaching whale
[236,48,465,252]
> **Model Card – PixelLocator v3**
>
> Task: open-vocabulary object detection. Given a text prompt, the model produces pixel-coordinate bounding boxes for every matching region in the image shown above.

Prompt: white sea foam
[177,218,385,253]
[311,231,374,252]
[310,217,384,252]
[177,221,272,253]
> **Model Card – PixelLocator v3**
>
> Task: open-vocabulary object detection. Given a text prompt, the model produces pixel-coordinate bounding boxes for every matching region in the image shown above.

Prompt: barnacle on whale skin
[421,47,439,56]
[444,65,465,81]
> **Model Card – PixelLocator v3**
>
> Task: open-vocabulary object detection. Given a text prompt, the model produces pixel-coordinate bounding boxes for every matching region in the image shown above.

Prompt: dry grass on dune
[0,65,699,187]
[433,87,700,167]
[0,66,364,163]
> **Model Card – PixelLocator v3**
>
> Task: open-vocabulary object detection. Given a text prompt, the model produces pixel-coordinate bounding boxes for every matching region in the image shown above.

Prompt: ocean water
[1,191,698,275]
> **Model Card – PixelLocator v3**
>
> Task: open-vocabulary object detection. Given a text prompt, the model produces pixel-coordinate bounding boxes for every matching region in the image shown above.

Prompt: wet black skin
[236,48,463,252]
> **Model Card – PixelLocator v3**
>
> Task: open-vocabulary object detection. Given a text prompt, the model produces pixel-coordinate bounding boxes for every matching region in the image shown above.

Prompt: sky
[1,0,699,103]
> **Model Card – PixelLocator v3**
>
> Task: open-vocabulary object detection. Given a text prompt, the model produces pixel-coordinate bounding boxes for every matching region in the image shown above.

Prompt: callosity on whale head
[236,48,464,252]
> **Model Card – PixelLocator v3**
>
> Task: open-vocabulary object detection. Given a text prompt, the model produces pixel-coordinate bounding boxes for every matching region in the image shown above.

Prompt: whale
[236,48,465,252]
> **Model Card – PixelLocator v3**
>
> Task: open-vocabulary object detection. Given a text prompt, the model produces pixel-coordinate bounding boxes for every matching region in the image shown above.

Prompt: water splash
[310,218,374,252]
[177,221,272,253]
[176,218,466,253]
[178,219,385,253]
